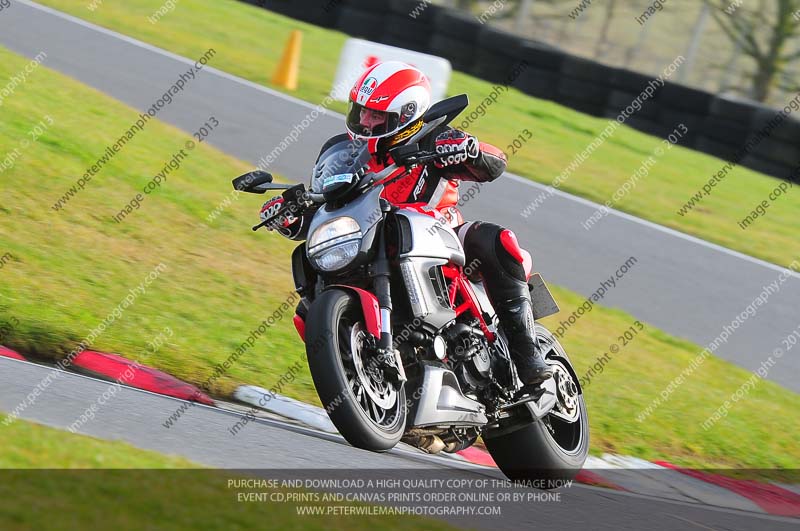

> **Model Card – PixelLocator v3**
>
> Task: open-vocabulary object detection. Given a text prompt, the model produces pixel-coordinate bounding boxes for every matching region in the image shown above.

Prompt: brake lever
[393,149,467,169]
[253,190,312,231]
[412,148,466,165]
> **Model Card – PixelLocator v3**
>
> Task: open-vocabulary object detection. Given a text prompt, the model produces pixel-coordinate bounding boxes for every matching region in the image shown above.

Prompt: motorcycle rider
[260,61,552,386]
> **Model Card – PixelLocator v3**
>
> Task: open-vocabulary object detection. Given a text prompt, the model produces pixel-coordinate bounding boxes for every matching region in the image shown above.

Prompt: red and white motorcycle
[233,95,588,482]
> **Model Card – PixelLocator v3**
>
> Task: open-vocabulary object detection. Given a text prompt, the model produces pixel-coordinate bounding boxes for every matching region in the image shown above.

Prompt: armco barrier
[519,41,566,71]
[472,25,527,84]
[430,34,474,72]
[710,94,759,124]
[433,7,482,37]
[609,66,657,93]
[742,154,797,181]
[391,0,440,24]
[336,7,386,42]
[701,115,752,146]
[625,116,672,139]
[659,82,715,114]
[515,42,564,101]
[694,135,740,161]
[656,107,700,146]
[605,90,660,120]
[556,56,617,117]
[384,0,441,53]
[753,105,800,143]
[348,0,391,10]
[557,77,608,117]
[384,13,434,52]
[243,0,800,182]
[429,10,480,71]
[252,1,340,27]
[754,136,800,167]
[516,66,559,101]
[694,96,759,162]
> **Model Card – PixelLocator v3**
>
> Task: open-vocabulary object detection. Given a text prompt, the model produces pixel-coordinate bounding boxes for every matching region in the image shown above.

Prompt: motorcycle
[232,94,588,482]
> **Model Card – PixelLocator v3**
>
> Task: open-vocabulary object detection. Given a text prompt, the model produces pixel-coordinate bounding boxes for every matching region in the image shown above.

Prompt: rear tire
[305,289,406,452]
[484,324,589,485]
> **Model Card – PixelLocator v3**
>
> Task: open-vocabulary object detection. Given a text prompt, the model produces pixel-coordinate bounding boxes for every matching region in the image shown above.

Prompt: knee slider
[461,222,527,281]
[498,229,531,281]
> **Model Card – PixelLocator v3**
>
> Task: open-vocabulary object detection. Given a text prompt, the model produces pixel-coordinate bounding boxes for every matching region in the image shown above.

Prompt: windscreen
[310,139,373,194]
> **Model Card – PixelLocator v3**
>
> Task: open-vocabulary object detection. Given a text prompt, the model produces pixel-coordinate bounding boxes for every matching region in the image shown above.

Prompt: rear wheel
[484,324,589,485]
[305,289,406,451]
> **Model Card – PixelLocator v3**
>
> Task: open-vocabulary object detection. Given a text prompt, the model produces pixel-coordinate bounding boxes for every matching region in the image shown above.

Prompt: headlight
[308,217,360,249]
[308,217,362,271]
[311,241,361,271]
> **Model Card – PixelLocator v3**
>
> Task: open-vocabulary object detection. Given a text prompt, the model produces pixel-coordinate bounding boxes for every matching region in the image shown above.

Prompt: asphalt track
[3,357,798,530]
[3,1,798,391]
[1,0,799,390]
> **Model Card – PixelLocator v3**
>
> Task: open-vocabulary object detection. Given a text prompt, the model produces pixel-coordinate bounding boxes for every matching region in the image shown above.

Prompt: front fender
[328,285,381,339]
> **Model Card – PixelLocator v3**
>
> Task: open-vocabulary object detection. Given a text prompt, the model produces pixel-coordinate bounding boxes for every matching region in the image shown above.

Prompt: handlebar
[253,148,466,232]
[403,148,465,165]
[359,148,467,189]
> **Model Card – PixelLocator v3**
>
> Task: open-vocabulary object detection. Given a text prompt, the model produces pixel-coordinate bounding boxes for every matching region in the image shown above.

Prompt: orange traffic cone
[272,30,302,91]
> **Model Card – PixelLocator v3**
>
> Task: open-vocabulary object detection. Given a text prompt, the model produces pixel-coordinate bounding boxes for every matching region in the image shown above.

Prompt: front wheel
[484,324,589,485]
[305,289,406,452]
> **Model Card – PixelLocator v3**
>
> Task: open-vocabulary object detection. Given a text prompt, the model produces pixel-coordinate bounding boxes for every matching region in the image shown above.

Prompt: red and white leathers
[275,129,553,385]
[310,127,507,228]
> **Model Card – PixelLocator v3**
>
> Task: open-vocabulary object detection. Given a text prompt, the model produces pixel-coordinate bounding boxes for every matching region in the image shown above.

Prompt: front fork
[292,206,406,382]
[372,222,407,383]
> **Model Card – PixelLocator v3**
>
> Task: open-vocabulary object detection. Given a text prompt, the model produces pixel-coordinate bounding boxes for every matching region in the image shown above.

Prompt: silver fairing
[394,209,501,332]
[408,363,488,428]
[395,209,465,265]
[394,210,467,331]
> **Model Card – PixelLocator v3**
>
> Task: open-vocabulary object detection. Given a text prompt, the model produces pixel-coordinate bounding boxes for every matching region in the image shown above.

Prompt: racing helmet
[345,61,432,155]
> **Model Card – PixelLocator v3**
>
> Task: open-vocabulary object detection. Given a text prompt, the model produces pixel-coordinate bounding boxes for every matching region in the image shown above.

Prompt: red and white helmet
[346,61,432,154]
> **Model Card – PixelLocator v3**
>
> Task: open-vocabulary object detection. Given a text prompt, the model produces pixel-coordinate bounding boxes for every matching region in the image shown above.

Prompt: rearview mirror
[232,170,289,194]
[423,94,469,124]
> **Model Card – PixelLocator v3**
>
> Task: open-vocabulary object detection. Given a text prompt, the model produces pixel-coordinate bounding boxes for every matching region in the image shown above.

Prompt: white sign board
[331,39,451,103]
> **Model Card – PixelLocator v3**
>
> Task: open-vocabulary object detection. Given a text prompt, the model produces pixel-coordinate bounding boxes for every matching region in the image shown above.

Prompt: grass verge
[33,0,800,269]
[0,416,448,530]
[0,46,797,470]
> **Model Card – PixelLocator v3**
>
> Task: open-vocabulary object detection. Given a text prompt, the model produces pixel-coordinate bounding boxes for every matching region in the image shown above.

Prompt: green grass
[34,0,800,269]
[0,415,195,469]
[0,45,797,470]
[0,416,449,530]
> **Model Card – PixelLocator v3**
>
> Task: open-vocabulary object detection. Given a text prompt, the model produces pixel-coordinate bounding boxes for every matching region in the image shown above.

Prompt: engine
[443,322,493,395]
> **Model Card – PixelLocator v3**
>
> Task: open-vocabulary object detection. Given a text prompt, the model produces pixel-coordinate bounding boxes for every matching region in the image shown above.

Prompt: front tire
[305,289,406,452]
[484,324,589,485]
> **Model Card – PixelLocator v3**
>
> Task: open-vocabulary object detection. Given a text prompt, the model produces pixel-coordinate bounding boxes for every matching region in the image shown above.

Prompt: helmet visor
[346,102,399,138]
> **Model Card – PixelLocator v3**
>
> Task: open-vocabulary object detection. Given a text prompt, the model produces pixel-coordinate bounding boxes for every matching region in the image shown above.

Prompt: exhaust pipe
[419,435,446,454]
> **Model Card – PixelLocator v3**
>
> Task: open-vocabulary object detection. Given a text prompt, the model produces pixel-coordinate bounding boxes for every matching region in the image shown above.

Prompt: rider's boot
[495,281,553,386]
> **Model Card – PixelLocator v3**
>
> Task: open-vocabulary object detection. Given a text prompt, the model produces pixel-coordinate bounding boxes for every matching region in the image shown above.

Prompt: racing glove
[434,130,480,169]
[259,196,300,238]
